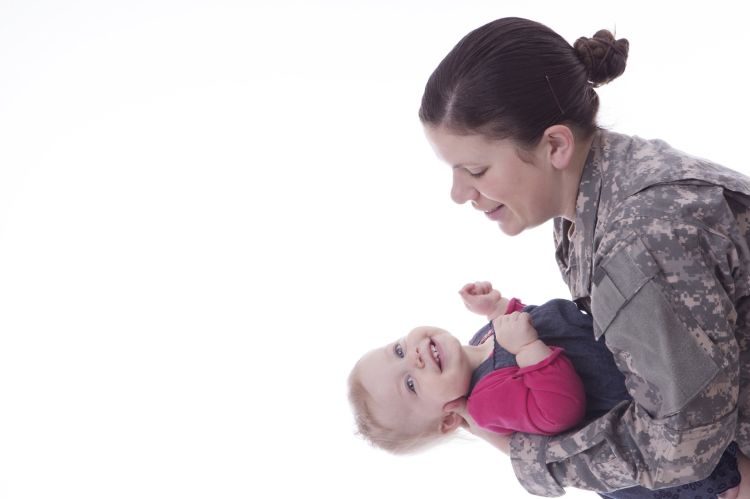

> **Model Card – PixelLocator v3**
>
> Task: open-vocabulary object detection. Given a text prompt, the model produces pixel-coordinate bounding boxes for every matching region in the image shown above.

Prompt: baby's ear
[442,397,466,413]
[439,412,463,434]
[440,397,467,434]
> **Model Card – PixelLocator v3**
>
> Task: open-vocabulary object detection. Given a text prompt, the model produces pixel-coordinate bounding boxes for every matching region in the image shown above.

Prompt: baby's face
[357,326,474,436]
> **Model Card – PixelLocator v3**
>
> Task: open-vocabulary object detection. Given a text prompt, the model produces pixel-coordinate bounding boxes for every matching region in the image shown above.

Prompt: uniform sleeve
[510,222,740,496]
[467,348,586,436]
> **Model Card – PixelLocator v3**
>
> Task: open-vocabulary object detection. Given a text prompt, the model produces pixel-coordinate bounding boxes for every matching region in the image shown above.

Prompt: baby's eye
[394,343,404,358]
[405,376,416,394]
[468,168,487,178]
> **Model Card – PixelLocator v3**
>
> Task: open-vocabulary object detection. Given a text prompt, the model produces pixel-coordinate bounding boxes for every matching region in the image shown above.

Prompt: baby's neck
[463,339,494,370]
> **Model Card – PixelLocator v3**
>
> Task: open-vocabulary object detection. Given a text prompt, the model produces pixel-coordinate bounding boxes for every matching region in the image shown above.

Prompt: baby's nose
[414,347,425,368]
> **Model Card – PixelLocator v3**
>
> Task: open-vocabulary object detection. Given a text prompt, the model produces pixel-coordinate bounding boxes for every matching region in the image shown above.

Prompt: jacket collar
[554,131,604,302]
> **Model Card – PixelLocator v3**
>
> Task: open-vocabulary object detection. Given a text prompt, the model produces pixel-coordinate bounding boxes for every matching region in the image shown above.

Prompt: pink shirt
[466,299,587,435]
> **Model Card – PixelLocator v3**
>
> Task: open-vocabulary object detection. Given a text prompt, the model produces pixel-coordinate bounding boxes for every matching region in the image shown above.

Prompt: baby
[349,281,744,498]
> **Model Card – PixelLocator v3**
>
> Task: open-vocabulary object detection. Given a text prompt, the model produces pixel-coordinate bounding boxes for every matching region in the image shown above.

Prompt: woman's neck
[561,132,596,221]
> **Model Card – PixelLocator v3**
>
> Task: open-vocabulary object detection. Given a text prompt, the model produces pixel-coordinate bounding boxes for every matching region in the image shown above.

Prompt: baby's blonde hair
[347,359,449,454]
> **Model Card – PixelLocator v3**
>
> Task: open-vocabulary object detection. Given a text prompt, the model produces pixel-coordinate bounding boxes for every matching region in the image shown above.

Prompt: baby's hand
[459,281,506,319]
[493,311,539,355]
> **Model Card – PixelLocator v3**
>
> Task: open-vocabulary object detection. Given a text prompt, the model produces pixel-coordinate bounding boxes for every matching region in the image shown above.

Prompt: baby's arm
[461,282,586,435]
[468,349,586,435]
[459,281,551,367]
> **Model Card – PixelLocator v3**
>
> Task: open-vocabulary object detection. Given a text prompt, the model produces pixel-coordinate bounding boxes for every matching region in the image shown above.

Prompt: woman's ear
[543,124,575,171]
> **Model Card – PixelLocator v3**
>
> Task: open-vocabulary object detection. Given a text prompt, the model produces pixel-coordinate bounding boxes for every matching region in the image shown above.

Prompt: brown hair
[347,361,449,454]
[419,17,629,146]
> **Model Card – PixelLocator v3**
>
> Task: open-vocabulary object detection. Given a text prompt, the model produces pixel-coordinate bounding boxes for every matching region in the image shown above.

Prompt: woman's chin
[497,222,524,236]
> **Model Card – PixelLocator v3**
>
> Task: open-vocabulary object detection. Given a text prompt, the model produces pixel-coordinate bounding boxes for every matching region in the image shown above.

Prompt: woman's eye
[394,343,404,358]
[468,169,487,178]
[405,376,416,394]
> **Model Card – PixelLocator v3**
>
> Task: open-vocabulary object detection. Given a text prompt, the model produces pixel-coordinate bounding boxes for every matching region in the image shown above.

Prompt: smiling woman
[415,14,750,499]
[423,126,589,236]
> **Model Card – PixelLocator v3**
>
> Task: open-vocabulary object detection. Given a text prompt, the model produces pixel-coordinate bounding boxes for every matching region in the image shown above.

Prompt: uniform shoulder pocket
[591,236,658,338]
[591,236,720,417]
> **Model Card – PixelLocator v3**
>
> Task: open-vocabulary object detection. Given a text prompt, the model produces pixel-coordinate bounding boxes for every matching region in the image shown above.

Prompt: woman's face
[424,125,566,236]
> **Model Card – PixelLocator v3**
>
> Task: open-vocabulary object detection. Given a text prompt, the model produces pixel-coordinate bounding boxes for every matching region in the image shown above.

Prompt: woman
[419,17,750,498]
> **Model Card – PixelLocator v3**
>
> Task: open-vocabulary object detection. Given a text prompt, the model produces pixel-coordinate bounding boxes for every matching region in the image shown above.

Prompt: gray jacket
[510,130,750,496]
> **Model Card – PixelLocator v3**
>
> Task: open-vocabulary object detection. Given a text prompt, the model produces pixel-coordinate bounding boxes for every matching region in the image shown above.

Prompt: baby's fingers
[473,281,492,293]
[503,311,532,324]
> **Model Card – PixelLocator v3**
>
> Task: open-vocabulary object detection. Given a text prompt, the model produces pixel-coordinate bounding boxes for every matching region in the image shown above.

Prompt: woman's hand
[459,281,508,319]
[719,451,750,499]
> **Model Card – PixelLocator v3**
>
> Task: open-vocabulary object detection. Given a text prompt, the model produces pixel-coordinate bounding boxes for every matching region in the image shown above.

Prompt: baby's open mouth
[430,339,442,371]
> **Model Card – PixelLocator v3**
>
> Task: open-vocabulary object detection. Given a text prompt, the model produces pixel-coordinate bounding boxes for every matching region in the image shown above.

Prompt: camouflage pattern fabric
[509,130,750,496]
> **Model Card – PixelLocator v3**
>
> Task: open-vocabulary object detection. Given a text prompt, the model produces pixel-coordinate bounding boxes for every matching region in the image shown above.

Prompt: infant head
[348,326,475,453]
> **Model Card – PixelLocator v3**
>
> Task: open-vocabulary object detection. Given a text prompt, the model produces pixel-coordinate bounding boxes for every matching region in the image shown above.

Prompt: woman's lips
[484,205,504,221]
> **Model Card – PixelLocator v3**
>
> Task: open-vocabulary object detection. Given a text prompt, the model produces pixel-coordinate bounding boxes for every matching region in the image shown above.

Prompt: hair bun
[574,29,629,87]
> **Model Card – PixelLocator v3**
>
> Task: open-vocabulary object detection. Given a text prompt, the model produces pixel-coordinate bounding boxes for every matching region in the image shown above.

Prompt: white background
[0,1,747,498]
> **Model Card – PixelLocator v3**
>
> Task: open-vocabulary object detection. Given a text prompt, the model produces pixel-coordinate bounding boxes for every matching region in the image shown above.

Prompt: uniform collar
[554,130,604,302]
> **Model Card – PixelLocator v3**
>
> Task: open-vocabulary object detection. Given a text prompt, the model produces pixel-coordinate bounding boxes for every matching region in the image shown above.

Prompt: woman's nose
[450,170,477,205]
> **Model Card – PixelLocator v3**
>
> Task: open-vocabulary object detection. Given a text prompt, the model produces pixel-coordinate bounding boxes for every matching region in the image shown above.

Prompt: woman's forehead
[424,125,508,166]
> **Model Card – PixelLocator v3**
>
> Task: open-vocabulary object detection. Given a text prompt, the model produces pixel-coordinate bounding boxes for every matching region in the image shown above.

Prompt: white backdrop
[0,1,747,498]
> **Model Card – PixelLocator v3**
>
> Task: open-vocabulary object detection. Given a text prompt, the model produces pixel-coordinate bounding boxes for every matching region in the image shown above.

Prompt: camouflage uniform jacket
[510,130,750,496]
